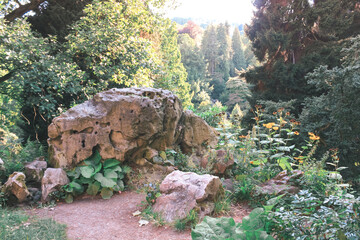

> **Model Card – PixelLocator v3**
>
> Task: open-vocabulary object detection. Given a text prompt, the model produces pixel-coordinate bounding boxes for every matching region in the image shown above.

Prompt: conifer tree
[231,27,246,76]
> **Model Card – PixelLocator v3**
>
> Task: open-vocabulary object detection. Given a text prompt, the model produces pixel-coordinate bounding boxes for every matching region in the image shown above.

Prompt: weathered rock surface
[24,158,47,182]
[2,172,30,202]
[41,168,69,202]
[48,88,218,168]
[255,170,303,195]
[200,149,234,175]
[180,110,218,155]
[152,170,222,223]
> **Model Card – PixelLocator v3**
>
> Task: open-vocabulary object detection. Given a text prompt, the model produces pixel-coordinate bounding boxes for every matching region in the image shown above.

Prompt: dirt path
[28,191,251,240]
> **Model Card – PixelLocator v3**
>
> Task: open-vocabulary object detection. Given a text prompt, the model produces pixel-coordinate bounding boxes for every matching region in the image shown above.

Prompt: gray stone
[41,168,69,202]
[255,170,303,195]
[152,170,222,223]
[24,158,47,182]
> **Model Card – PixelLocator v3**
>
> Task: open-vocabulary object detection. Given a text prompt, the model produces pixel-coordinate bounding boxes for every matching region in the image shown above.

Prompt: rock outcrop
[2,172,30,203]
[48,88,218,168]
[41,168,69,202]
[152,170,222,223]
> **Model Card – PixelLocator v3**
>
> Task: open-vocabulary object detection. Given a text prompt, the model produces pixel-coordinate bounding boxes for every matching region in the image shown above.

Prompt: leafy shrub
[0,128,46,183]
[188,103,227,127]
[269,190,360,239]
[64,150,131,203]
[191,208,274,240]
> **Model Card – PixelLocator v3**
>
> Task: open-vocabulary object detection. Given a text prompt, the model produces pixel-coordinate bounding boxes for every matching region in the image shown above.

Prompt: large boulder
[41,168,69,202]
[152,170,222,223]
[2,172,30,203]
[48,88,218,168]
[24,158,47,182]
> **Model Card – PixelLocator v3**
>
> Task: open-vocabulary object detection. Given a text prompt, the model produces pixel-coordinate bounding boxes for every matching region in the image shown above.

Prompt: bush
[0,128,46,183]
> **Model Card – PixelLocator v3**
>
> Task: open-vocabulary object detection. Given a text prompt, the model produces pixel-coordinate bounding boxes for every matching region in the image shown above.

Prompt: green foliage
[188,102,227,127]
[191,208,274,240]
[231,27,246,74]
[269,190,360,239]
[174,209,198,232]
[0,128,46,183]
[64,150,131,202]
[0,208,67,240]
[300,35,360,176]
[0,0,190,141]
[143,183,161,206]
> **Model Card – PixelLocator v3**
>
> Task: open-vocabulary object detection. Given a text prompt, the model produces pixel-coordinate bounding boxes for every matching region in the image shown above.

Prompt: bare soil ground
[28,191,252,240]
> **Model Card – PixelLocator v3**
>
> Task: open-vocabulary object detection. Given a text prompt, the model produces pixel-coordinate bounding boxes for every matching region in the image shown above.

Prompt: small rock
[41,168,69,202]
[255,170,303,196]
[24,159,47,182]
[2,172,30,203]
[222,179,234,192]
[200,149,234,175]
[153,170,222,223]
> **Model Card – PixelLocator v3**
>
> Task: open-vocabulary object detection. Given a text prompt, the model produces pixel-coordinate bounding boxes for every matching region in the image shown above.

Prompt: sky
[166,0,255,24]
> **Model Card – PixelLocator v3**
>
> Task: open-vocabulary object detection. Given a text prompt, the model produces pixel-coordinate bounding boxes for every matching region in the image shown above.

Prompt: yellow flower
[263,122,275,129]
[308,132,320,140]
[299,160,304,164]
[309,135,320,140]
[294,131,300,135]
[273,127,279,130]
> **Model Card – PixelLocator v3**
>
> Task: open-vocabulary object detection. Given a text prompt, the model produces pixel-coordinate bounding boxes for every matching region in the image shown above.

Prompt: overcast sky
[166,0,255,24]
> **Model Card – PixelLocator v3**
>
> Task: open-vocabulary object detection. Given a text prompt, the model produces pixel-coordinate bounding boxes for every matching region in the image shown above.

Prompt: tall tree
[0,0,190,141]
[231,27,246,76]
[245,0,360,112]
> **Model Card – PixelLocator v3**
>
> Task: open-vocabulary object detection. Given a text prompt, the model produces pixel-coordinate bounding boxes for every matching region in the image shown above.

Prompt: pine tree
[231,27,246,75]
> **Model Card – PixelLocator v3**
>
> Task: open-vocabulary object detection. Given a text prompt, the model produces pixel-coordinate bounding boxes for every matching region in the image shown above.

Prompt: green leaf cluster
[191,208,274,240]
[63,150,131,202]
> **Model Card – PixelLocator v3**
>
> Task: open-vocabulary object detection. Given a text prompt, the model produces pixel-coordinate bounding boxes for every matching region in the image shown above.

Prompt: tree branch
[0,71,14,84]
[4,0,45,23]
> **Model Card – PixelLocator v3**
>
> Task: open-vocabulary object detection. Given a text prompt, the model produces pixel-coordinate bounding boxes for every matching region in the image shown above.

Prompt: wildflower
[294,157,302,160]
[299,160,304,164]
[294,131,299,135]
[308,132,320,140]
[273,126,279,130]
[239,135,247,138]
[250,161,254,164]
[273,111,277,115]
[263,122,275,129]
[239,148,245,151]
[255,104,262,109]
[255,117,259,121]
[286,112,290,116]
[277,107,284,112]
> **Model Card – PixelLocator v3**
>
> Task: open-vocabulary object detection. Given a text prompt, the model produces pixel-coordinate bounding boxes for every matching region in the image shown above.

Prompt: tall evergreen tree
[245,0,360,112]
[231,27,246,76]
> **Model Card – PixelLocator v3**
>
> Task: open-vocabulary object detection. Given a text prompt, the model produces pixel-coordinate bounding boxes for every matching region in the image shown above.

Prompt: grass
[0,208,67,240]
